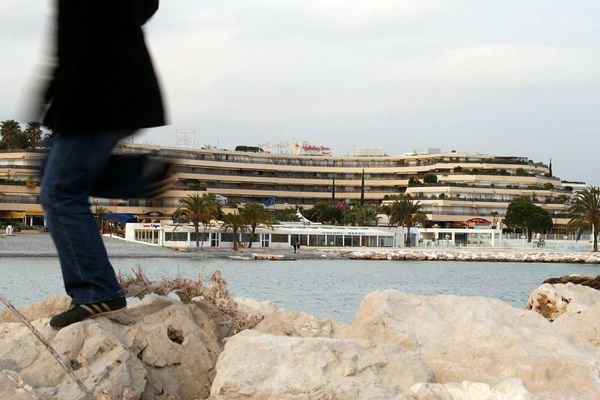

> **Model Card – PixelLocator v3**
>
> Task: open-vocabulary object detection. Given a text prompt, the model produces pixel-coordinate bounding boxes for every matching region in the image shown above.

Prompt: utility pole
[332,176,336,200]
[360,169,365,206]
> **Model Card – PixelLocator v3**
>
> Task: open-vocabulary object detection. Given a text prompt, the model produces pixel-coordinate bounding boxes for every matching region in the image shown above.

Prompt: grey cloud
[1,0,599,185]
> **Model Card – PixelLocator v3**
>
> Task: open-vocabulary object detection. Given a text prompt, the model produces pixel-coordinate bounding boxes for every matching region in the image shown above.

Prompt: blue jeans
[40,131,128,304]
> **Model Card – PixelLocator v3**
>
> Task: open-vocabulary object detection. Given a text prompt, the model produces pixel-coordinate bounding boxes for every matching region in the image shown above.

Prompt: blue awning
[103,213,137,223]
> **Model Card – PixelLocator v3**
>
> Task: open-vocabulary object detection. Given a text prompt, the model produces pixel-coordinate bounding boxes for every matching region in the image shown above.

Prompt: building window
[135,229,159,244]
[378,236,394,247]
[271,234,290,243]
[290,234,308,246]
[165,232,189,242]
[309,235,326,246]
[242,233,260,242]
[190,232,209,242]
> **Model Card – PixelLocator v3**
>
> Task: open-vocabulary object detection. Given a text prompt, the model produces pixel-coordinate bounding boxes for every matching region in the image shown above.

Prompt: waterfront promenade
[0,232,182,258]
[1,232,598,263]
[0,232,319,259]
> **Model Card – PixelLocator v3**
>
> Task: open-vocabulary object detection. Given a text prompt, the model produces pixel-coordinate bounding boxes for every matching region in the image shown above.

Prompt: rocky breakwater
[1,277,600,399]
[345,248,600,264]
[211,282,600,400]
[0,295,239,400]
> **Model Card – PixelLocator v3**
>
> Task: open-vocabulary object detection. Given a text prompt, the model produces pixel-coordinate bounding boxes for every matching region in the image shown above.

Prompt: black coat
[42,0,166,135]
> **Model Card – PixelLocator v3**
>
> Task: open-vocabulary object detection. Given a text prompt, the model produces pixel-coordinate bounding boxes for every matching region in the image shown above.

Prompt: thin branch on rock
[0,369,45,400]
[0,292,95,400]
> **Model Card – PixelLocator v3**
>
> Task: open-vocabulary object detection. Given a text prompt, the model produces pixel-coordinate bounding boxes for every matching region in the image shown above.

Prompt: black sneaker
[49,298,127,329]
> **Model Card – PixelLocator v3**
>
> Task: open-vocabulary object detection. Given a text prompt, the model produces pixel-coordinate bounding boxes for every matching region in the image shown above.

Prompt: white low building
[125,221,397,249]
[416,227,503,247]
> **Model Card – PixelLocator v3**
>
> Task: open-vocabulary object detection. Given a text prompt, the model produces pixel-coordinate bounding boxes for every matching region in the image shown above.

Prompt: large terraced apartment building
[0,143,580,229]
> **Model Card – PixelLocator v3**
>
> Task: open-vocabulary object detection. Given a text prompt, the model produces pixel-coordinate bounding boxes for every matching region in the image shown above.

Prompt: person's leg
[40,131,127,305]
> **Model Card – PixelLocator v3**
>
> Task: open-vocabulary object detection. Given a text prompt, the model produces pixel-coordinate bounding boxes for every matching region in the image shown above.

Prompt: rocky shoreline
[344,248,600,264]
[1,275,599,399]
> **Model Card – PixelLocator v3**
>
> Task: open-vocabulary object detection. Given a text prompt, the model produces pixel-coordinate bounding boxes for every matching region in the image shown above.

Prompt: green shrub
[423,173,438,184]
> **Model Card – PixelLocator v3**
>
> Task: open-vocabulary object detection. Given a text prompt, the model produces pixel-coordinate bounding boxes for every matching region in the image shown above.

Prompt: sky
[2,0,599,185]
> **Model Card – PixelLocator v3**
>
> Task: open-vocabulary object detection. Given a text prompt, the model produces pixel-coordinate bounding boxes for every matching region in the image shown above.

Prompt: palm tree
[240,202,273,248]
[0,120,22,149]
[174,193,220,248]
[356,206,379,226]
[388,195,428,247]
[308,201,343,225]
[344,204,379,226]
[273,205,303,222]
[567,186,600,252]
[221,213,249,251]
[23,122,43,148]
[380,204,393,227]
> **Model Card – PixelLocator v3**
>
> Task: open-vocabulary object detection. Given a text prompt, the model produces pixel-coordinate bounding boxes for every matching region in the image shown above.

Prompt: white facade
[125,221,397,249]
[415,227,503,247]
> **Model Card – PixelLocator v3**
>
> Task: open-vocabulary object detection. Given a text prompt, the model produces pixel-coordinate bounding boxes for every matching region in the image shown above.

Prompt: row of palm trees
[174,186,600,252]
[175,193,427,249]
[304,201,379,226]
[381,187,600,251]
[175,193,273,250]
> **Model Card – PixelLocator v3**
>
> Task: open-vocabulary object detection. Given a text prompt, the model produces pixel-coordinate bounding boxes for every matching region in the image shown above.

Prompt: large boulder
[345,290,600,400]
[527,282,600,347]
[0,295,236,400]
[236,298,348,338]
[0,317,146,399]
[210,330,435,400]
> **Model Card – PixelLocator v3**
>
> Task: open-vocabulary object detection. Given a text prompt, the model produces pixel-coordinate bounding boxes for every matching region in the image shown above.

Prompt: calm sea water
[1,258,598,323]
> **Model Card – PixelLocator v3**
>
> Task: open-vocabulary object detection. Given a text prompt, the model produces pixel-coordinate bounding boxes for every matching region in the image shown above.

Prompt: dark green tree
[174,193,220,248]
[22,122,44,148]
[272,206,302,222]
[516,168,528,176]
[240,202,273,248]
[567,186,600,252]
[0,120,22,149]
[306,201,343,225]
[504,197,553,242]
[388,195,428,247]
[423,173,438,184]
[354,205,379,226]
[221,212,249,251]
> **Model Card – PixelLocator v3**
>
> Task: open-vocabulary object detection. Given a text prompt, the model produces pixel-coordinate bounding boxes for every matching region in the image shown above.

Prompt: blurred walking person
[38,0,168,329]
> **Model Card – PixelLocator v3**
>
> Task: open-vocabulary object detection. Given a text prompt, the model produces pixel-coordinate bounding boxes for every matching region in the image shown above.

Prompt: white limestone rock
[0,295,236,400]
[211,330,435,400]
[0,319,146,400]
[527,283,600,347]
[236,297,349,338]
[346,290,600,400]
[407,379,540,400]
